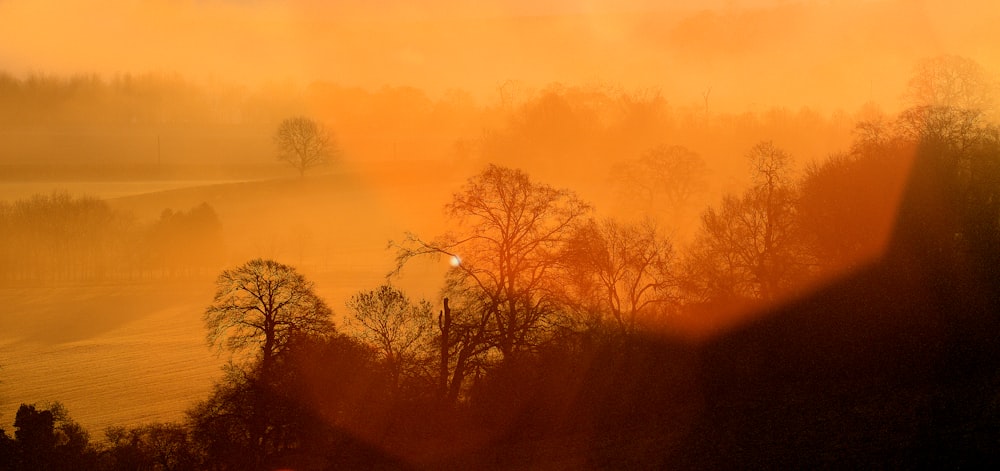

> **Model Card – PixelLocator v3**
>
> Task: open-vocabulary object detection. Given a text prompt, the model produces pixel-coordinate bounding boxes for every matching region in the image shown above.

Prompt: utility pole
[702,86,712,119]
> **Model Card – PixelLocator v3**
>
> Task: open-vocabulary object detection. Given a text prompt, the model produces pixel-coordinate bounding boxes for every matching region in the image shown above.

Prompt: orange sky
[1,0,998,111]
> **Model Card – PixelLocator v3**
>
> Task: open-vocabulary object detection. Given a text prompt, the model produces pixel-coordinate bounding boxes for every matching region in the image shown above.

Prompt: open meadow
[0,162,461,433]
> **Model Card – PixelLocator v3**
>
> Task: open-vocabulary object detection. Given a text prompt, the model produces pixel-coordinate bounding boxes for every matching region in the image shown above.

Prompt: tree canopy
[204,258,334,376]
[274,116,338,177]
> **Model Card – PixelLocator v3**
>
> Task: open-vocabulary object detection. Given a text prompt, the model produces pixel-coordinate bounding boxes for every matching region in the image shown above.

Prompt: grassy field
[0,280,224,433]
[0,162,462,435]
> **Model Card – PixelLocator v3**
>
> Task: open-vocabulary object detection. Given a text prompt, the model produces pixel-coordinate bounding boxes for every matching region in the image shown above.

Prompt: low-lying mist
[1,1,998,467]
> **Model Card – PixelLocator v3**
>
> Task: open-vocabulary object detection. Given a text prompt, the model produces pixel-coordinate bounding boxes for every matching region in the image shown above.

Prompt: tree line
[2,55,999,469]
[1,69,859,180]
[0,195,224,283]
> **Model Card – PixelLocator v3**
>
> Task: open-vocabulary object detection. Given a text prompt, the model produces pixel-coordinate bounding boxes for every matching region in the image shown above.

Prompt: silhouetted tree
[849,58,1000,274]
[189,361,334,470]
[188,333,402,470]
[274,116,338,177]
[894,118,1000,273]
[9,403,98,471]
[279,334,406,466]
[562,218,677,334]
[13,404,55,470]
[204,259,334,379]
[187,365,270,470]
[683,141,808,302]
[798,129,913,273]
[345,283,434,392]
[394,164,590,401]
[104,422,197,471]
[896,56,996,161]
[0,427,12,470]
[201,260,336,468]
[430,287,500,404]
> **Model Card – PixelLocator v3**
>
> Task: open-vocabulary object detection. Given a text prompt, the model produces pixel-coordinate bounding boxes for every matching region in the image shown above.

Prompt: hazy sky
[1,0,998,110]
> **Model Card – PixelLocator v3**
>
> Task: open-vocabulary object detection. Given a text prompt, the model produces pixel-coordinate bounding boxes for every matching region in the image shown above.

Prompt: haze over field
[3,0,999,109]
[1,0,999,469]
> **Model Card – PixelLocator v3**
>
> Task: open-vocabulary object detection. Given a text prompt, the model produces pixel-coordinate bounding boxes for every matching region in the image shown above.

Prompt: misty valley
[2,2,1000,469]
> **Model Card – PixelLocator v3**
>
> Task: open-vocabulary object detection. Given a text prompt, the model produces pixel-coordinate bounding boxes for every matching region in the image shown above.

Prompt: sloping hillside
[108,161,465,304]
[1,161,466,432]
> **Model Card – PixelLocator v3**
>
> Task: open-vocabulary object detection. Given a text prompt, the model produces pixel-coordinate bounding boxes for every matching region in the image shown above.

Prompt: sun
[449,255,462,267]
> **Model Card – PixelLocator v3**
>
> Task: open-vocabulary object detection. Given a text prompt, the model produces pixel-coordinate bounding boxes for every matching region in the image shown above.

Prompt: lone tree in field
[274,116,338,177]
[204,258,334,379]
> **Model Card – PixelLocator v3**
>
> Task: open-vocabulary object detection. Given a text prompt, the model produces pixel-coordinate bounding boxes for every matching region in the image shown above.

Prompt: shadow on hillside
[396,140,1000,469]
[659,138,1000,468]
[0,280,213,344]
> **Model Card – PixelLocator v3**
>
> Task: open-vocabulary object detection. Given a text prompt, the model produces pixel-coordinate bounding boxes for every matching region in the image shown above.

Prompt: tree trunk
[438,298,451,403]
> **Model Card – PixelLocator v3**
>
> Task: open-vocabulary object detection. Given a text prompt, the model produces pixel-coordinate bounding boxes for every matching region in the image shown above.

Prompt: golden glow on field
[0,0,995,458]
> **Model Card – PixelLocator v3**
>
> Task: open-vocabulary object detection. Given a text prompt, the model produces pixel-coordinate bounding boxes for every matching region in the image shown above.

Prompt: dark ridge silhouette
[671,139,1000,468]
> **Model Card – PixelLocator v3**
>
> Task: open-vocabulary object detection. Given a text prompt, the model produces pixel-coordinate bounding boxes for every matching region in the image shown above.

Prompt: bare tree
[906,55,995,112]
[683,141,807,302]
[274,116,338,177]
[345,283,433,390]
[610,144,708,234]
[562,218,677,334]
[894,57,1000,265]
[204,258,334,378]
[897,56,997,154]
[393,164,590,402]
